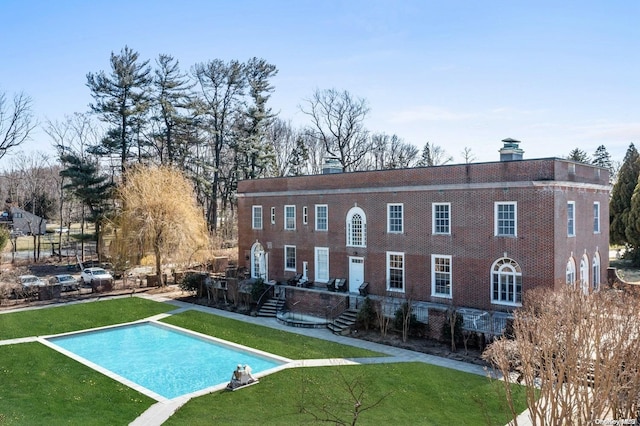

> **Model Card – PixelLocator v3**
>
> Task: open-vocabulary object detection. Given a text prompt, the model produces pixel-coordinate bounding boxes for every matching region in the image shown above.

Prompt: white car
[18,275,47,288]
[80,267,114,286]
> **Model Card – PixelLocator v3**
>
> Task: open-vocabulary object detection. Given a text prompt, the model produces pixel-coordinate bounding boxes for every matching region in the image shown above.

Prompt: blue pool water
[47,322,284,399]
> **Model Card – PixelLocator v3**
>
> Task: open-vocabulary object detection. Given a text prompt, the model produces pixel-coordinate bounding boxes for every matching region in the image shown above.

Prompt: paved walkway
[130,293,498,425]
[0,292,530,425]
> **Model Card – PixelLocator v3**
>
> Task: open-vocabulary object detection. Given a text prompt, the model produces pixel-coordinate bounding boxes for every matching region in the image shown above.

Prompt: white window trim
[566,257,576,286]
[270,207,276,225]
[592,252,601,291]
[252,205,263,230]
[494,202,517,237]
[314,247,329,283]
[568,201,576,237]
[491,258,523,307]
[387,203,404,234]
[386,251,405,293]
[431,254,452,298]
[315,204,328,231]
[432,202,451,235]
[284,245,296,271]
[593,202,600,234]
[303,206,308,225]
[284,205,296,230]
[346,207,367,247]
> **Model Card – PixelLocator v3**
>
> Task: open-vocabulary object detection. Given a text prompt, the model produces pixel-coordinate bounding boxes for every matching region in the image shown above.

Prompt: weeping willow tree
[112,165,210,285]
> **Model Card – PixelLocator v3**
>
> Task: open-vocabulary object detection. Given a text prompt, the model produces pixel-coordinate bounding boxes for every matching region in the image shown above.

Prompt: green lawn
[165,363,525,426]
[0,298,527,425]
[0,297,176,340]
[0,343,154,425]
[160,310,383,359]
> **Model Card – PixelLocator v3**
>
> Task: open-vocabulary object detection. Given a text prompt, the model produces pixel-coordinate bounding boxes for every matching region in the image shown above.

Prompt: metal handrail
[325,297,348,322]
[255,282,275,311]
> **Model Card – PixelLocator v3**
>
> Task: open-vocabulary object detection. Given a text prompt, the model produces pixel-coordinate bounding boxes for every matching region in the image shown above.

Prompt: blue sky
[2,0,639,165]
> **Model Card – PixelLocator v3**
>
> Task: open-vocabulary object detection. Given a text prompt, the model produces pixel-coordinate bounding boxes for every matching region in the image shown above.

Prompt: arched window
[346,207,366,247]
[592,251,601,291]
[566,257,576,286]
[251,242,266,279]
[491,258,522,305]
[580,254,589,294]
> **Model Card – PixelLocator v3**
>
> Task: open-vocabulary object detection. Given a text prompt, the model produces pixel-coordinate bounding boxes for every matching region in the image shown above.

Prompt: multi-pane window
[495,202,517,236]
[315,247,329,283]
[432,203,451,234]
[567,201,575,236]
[284,245,296,271]
[284,205,296,230]
[566,258,576,286]
[303,206,308,225]
[593,202,600,233]
[387,252,404,291]
[315,205,328,231]
[387,204,403,233]
[270,207,276,225]
[346,207,366,247]
[491,258,522,305]
[252,206,262,229]
[431,255,452,297]
[580,255,589,294]
[592,252,600,291]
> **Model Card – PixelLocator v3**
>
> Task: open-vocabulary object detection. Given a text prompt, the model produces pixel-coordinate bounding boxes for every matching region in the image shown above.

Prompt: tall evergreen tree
[609,143,640,247]
[567,148,590,163]
[59,153,115,261]
[235,58,278,180]
[417,142,452,166]
[625,177,640,264]
[591,145,614,182]
[86,46,152,175]
[151,54,193,166]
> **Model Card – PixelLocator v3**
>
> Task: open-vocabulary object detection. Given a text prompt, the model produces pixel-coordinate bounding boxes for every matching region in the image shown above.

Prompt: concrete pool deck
[0,292,523,425]
[129,293,492,425]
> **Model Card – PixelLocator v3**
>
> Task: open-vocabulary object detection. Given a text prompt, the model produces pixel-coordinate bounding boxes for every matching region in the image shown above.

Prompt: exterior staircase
[327,308,358,335]
[256,297,285,318]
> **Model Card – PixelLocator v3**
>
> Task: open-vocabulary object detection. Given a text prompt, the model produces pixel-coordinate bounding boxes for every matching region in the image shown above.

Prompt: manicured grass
[0,297,175,340]
[161,310,383,359]
[0,298,528,425]
[165,363,526,425]
[0,342,154,425]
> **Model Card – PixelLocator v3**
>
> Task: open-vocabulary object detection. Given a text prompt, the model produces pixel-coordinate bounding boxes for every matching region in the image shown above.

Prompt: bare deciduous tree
[113,165,210,284]
[483,286,640,425]
[0,91,36,160]
[300,88,371,172]
[299,370,391,425]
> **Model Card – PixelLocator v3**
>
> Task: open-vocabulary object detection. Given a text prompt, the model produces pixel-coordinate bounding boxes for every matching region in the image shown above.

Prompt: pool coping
[39,317,293,403]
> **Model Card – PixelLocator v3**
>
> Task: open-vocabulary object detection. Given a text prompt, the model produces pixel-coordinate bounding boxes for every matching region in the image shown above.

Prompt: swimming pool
[45,322,287,400]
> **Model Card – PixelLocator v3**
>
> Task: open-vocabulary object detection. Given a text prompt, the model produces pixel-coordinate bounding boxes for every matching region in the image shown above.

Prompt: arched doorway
[251,241,267,280]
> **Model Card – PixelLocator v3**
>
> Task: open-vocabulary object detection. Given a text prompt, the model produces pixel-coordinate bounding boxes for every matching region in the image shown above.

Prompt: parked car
[49,274,79,291]
[18,275,47,288]
[80,267,114,286]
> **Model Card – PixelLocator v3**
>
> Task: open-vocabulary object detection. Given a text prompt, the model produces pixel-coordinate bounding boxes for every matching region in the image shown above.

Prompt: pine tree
[567,148,590,163]
[591,145,614,182]
[86,46,152,174]
[609,143,640,247]
[60,153,115,261]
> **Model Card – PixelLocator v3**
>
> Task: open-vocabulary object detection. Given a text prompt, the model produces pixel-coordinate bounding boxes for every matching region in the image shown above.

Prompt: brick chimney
[499,138,524,161]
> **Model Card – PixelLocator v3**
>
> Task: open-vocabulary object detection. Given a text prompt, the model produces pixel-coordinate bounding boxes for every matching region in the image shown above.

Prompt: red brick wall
[238,159,610,312]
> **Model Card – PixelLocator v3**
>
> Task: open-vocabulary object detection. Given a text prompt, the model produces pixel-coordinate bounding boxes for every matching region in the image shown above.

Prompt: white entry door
[349,257,364,293]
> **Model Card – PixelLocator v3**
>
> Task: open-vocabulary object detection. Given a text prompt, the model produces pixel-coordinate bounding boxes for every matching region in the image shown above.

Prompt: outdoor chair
[326,278,336,292]
[287,273,302,286]
[336,278,348,292]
